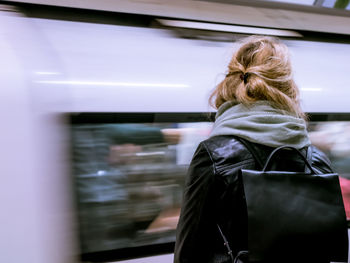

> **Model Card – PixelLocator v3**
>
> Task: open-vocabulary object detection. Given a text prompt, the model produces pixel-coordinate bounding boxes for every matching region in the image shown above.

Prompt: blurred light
[35,71,61,75]
[255,0,315,5]
[97,170,106,176]
[157,19,303,38]
[35,80,190,88]
[136,151,165,157]
[300,87,323,91]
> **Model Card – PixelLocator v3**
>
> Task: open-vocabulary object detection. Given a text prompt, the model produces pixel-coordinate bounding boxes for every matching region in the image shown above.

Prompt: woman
[174,36,337,263]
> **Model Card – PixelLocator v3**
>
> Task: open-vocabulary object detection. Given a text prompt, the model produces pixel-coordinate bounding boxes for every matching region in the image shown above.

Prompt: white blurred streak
[255,0,315,5]
[28,17,350,113]
[35,71,61,75]
[0,15,41,263]
[287,39,350,112]
[36,80,190,88]
[300,87,323,92]
[0,10,77,263]
[115,253,174,263]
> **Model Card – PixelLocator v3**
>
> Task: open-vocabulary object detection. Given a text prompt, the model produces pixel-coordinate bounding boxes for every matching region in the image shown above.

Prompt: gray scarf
[210,101,311,149]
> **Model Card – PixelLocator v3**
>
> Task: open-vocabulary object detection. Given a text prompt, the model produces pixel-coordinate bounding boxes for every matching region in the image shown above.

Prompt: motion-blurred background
[1,1,350,262]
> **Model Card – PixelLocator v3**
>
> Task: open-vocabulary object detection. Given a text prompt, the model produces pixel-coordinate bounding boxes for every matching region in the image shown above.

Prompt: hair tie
[240,73,249,84]
[226,72,234,78]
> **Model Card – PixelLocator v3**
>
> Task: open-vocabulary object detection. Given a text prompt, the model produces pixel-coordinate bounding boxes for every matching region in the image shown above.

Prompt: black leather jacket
[174,135,333,263]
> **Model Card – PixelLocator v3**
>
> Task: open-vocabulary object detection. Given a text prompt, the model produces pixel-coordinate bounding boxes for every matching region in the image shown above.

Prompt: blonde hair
[209,35,305,119]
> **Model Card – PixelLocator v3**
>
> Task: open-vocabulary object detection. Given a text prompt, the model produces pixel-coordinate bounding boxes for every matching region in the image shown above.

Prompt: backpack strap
[262,145,316,174]
[306,145,313,173]
[217,224,234,262]
[217,224,249,263]
[233,136,264,169]
[235,136,313,173]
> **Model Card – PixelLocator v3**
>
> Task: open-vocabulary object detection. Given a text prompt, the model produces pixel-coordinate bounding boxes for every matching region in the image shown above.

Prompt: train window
[69,113,213,261]
[308,117,350,221]
[307,115,350,178]
[309,120,350,177]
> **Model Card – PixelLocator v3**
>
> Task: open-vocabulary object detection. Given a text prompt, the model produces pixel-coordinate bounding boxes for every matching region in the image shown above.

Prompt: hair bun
[209,35,305,119]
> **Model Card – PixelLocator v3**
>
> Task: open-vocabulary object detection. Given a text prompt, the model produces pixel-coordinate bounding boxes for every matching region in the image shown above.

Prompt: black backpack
[217,139,348,263]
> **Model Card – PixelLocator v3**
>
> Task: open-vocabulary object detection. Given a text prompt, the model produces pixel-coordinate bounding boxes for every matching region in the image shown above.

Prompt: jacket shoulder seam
[200,141,218,176]
[216,159,255,174]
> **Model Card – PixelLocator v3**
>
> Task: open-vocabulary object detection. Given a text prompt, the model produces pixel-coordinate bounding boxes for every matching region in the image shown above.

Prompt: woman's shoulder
[310,145,334,173]
[199,135,254,167]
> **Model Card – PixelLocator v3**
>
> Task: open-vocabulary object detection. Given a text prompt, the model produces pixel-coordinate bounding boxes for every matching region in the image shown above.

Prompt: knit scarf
[210,101,311,149]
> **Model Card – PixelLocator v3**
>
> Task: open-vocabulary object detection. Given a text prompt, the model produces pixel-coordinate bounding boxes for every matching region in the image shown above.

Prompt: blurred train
[1,1,350,263]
